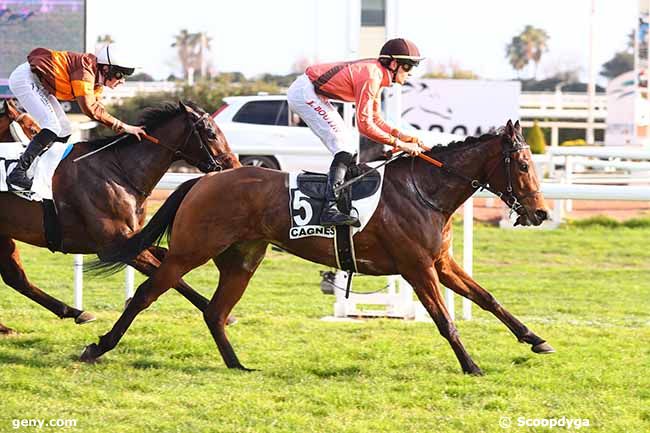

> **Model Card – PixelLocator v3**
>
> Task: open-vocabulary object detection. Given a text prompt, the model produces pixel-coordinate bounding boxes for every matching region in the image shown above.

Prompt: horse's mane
[87,100,203,148]
[425,132,499,155]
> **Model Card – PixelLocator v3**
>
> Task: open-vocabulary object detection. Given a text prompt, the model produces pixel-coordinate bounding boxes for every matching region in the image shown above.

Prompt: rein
[410,135,535,215]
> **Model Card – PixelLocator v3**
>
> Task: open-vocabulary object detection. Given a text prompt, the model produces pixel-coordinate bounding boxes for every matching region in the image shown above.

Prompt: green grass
[1,222,649,432]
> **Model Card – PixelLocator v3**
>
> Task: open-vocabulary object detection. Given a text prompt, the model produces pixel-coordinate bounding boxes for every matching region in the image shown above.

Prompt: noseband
[411,134,539,216]
[157,112,225,173]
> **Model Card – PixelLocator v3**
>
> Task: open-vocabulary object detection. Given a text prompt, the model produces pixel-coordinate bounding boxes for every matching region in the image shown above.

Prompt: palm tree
[505,25,550,79]
[506,36,528,77]
[172,30,212,82]
[520,25,550,79]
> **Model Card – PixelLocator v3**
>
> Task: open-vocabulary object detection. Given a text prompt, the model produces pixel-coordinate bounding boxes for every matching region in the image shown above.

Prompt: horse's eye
[520,162,529,172]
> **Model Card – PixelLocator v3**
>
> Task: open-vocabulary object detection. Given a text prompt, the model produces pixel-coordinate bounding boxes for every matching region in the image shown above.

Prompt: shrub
[525,120,547,154]
[560,138,587,146]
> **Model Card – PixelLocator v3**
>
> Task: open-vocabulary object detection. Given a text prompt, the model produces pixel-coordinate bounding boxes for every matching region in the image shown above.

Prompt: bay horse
[0,99,40,142]
[82,120,553,375]
[0,101,239,335]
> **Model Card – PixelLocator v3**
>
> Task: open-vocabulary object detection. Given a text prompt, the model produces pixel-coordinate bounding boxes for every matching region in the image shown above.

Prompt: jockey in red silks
[7,43,145,191]
[288,38,426,227]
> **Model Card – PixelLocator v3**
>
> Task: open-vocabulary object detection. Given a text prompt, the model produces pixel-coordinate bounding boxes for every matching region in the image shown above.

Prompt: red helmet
[379,38,424,65]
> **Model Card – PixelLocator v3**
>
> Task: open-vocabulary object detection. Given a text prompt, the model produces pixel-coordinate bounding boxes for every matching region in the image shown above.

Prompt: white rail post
[446,245,455,321]
[125,266,135,299]
[74,254,83,309]
[462,200,473,320]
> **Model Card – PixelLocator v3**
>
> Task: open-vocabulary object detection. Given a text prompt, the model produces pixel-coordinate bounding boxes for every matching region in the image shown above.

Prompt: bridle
[411,134,539,216]
[156,112,227,173]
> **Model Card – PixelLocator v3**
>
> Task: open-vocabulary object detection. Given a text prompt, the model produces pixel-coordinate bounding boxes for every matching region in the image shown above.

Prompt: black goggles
[109,66,135,80]
[399,61,419,72]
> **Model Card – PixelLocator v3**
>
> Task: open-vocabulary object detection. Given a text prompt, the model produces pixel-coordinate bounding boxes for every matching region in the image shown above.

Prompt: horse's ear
[514,120,521,132]
[504,119,514,136]
[178,101,188,112]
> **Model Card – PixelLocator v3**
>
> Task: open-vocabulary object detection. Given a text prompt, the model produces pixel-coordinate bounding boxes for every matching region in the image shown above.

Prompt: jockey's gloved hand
[397,132,424,146]
[396,139,422,156]
[122,124,145,141]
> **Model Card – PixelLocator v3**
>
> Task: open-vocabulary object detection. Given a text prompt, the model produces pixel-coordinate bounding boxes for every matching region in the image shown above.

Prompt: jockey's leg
[320,150,360,227]
[7,128,57,190]
[8,62,69,190]
[287,74,358,227]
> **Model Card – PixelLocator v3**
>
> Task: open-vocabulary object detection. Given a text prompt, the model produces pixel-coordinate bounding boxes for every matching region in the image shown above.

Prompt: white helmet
[95,43,138,71]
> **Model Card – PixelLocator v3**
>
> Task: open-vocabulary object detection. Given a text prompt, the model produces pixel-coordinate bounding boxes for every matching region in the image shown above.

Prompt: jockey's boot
[7,129,57,191]
[320,151,360,227]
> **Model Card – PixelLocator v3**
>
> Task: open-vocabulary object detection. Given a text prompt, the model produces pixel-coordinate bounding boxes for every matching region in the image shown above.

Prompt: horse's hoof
[464,366,484,376]
[229,364,256,372]
[79,344,100,363]
[532,342,556,354]
[0,326,17,336]
[75,311,96,325]
[226,315,237,326]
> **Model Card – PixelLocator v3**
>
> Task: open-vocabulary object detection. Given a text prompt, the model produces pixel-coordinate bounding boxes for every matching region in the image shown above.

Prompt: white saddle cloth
[0,141,72,201]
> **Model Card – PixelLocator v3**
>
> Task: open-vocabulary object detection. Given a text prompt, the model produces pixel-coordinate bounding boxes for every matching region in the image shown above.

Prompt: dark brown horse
[82,120,553,375]
[0,101,239,335]
[0,99,40,142]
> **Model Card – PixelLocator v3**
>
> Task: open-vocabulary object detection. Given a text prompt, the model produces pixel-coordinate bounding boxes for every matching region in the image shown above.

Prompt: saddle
[297,163,381,202]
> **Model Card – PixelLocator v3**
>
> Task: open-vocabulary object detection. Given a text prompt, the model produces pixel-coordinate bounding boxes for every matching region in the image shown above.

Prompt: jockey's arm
[355,80,422,156]
[75,92,144,139]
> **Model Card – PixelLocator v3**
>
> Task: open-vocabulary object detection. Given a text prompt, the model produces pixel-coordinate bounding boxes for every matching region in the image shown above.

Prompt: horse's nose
[535,209,549,222]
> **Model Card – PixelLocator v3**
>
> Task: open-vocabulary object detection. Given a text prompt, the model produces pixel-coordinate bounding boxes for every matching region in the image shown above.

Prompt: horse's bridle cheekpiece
[162,112,224,173]
[410,132,538,217]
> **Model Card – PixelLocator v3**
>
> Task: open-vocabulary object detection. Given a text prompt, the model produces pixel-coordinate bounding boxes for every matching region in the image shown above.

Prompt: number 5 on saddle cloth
[287,163,384,286]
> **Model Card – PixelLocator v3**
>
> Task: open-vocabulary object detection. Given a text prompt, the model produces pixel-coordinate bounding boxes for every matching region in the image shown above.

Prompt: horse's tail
[88,177,202,275]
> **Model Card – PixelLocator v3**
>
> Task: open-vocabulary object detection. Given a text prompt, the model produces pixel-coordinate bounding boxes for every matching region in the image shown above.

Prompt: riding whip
[73,132,159,163]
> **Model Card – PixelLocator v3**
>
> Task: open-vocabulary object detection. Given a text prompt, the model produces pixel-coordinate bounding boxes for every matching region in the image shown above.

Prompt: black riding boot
[320,151,360,227]
[7,129,57,191]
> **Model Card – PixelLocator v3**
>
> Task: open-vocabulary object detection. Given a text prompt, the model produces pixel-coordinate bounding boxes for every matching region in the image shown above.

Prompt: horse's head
[173,101,240,173]
[1,99,40,140]
[486,120,549,226]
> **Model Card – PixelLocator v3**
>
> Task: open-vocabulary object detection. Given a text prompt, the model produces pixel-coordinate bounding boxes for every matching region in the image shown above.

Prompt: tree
[506,36,528,77]
[600,30,634,79]
[172,30,212,82]
[506,25,550,79]
[96,34,114,45]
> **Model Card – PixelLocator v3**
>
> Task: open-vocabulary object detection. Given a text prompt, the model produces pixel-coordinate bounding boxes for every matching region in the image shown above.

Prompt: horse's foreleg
[435,256,554,354]
[80,252,206,362]
[130,246,210,311]
[403,266,483,375]
[0,236,94,325]
[205,241,268,370]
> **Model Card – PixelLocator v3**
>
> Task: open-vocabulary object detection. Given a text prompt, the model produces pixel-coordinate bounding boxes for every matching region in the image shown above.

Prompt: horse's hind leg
[435,256,554,354]
[80,251,212,362]
[0,236,94,326]
[204,241,268,370]
[403,266,483,375]
[130,246,210,311]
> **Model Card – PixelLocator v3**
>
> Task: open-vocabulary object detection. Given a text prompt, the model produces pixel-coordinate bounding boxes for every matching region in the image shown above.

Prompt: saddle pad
[287,163,385,240]
[0,141,73,201]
